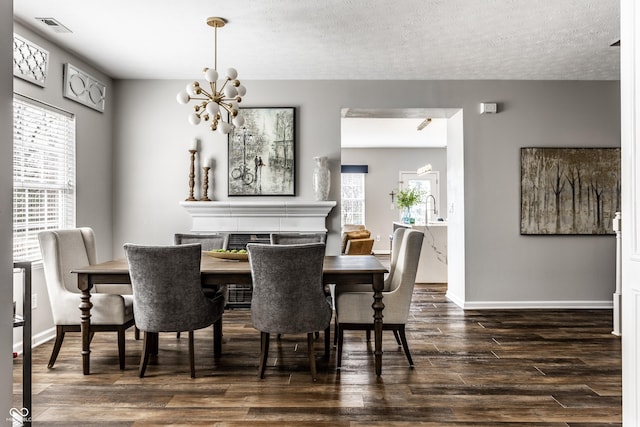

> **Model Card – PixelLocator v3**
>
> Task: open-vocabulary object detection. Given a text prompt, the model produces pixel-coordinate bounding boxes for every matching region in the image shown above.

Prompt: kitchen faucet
[425,194,438,217]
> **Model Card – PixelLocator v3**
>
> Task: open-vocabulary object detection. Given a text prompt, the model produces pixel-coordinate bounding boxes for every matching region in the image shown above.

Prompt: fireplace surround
[179,200,336,233]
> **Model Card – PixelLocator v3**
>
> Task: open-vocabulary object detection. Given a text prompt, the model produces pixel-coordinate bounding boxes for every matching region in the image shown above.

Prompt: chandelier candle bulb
[205,69,218,82]
[232,114,245,127]
[189,113,201,126]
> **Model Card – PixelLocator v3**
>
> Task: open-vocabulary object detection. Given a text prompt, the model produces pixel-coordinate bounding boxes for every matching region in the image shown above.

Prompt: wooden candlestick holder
[185,149,197,201]
[200,166,211,201]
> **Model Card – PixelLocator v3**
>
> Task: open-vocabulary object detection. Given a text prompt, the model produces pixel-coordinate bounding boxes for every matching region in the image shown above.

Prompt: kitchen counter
[393,222,447,283]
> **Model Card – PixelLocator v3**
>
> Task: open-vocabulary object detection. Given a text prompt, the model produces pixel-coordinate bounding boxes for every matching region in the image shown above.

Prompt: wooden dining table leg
[372,272,385,376]
[77,274,93,375]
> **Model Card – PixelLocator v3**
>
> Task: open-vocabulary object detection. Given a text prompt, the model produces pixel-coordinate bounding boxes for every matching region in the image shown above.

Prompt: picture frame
[228,107,296,196]
[63,63,107,112]
[520,147,621,235]
[13,33,49,87]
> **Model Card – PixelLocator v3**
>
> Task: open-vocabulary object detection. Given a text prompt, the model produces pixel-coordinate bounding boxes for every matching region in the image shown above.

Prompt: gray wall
[113,79,620,306]
[111,80,345,253]
[13,22,115,256]
[11,22,115,348]
[2,1,14,418]
[341,147,448,253]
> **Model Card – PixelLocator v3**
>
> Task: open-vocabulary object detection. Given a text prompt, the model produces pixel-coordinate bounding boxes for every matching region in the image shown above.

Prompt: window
[13,95,76,261]
[341,172,365,227]
[399,170,440,224]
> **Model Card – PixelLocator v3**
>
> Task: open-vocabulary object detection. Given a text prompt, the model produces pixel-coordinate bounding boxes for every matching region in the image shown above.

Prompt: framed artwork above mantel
[520,147,621,235]
[228,107,295,196]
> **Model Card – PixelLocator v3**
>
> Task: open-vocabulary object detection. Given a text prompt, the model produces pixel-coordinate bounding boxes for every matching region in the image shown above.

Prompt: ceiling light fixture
[176,17,246,134]
[417,118,432,131]
[417,164,433,176]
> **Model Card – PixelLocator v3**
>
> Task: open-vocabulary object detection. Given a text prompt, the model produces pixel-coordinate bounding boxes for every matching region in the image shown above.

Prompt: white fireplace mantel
[179,200,337,233]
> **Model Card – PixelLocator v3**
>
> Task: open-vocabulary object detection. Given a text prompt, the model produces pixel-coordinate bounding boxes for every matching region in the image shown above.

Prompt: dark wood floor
[13,282,621,426]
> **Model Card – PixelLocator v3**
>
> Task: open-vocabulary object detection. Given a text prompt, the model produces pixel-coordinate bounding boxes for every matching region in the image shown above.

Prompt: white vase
[312,156,330,201]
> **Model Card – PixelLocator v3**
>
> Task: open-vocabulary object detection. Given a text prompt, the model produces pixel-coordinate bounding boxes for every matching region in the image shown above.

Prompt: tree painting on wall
[228,107,295,196]
[520,147,620,235]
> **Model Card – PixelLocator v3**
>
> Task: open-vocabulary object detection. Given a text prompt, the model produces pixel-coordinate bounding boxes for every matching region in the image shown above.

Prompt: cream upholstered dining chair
[124,243,225,378]
[338,227,407,295]
[38,228,135,370]
[332,227,408,345]
[335,229,423,369]
[247,242,332,381]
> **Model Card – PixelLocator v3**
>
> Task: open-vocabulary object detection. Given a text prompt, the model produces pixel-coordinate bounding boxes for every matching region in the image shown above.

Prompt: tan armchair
[341,225,375,255]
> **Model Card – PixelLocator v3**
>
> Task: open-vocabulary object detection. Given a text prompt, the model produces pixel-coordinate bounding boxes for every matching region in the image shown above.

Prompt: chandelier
[176,17,246,134]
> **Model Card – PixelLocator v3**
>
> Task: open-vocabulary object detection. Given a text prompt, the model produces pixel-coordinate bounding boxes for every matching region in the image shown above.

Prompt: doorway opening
[340,107,465,304]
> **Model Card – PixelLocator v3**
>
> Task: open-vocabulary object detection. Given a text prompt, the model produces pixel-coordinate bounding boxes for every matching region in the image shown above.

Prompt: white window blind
[341,172,365,227]
[13,95,76,261]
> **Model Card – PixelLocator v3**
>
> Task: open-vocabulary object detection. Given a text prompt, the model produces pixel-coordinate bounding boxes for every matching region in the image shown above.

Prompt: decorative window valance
[341,165,368,174]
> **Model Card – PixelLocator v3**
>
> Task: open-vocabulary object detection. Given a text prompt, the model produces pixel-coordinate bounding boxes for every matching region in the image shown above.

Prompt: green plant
[396,187,424,210]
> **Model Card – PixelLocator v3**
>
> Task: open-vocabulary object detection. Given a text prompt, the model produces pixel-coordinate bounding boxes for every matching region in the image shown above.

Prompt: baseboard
[13,326,55,355]
[373,250,390,255]
[445,291,465,308]
[448,297,613,310]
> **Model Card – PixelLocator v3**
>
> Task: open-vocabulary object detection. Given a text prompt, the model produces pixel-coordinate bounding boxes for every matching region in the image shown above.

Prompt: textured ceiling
[13,0,620,81]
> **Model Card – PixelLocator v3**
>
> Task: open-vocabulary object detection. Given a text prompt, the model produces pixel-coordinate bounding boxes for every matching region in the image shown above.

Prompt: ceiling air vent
[35,17,72,33]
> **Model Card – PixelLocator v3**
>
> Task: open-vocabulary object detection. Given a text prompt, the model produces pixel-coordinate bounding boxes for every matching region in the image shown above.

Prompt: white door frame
[621,0,639,423]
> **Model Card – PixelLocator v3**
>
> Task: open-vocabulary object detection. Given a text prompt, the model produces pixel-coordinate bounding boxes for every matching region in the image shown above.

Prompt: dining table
[73,254,388,376]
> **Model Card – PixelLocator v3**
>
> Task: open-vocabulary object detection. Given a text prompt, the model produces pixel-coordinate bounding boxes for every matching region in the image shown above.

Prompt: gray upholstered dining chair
[124,243,225,378]
[174,232,228,336]
[247,242,331,381]
[335,229,424,369]
[174,233,228,251]
[269,233,326,245]
[38,228,135,370]
[270,232,329,340]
